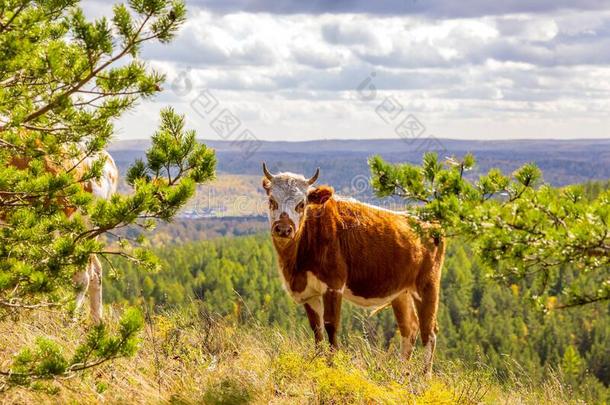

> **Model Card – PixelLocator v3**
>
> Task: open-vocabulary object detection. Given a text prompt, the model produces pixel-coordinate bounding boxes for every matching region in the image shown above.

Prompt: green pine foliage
[5,308,143,386]
[0,0,216,385]
[368,153,609,308]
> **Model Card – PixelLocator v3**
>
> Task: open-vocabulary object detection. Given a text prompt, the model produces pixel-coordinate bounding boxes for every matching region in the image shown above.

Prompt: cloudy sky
[85,0,610,141]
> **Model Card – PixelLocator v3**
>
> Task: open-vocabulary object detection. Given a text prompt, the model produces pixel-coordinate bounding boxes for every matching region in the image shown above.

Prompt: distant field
[183,174,267,217]
[117,174,266,218]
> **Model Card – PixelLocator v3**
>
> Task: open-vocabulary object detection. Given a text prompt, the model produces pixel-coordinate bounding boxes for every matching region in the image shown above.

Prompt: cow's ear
[262,178,272,194]
[307,186,334,204]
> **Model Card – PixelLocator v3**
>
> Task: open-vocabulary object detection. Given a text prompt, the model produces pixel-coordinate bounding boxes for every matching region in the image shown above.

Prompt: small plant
[4,308,143,386]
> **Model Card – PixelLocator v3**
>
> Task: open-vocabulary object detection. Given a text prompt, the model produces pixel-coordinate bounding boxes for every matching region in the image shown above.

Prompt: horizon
[109,136,610,145]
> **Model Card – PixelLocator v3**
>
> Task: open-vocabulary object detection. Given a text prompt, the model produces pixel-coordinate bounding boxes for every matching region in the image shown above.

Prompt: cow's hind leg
[323,290,342,349]
[304,297,324,345]
[72,269,89,320]
[391,292,419,360]
[415,282,440,377]
[88,254,103,325]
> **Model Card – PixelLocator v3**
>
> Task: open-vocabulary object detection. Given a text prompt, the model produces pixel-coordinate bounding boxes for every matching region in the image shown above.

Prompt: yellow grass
[0,307,578,404]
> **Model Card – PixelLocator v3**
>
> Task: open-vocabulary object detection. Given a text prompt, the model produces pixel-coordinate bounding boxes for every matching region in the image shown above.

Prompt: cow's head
[262,162,319,239]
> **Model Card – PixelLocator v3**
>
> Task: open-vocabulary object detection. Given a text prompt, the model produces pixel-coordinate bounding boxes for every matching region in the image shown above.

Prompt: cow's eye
[295,200,305,213]
[269,198,278,210]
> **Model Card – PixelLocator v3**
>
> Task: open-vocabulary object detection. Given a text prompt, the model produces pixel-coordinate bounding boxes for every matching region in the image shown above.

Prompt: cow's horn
[307,168,320,185]
[262,162,274,180]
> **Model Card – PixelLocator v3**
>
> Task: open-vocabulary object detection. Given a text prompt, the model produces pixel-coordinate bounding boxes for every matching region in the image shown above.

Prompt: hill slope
[0,309,579,404]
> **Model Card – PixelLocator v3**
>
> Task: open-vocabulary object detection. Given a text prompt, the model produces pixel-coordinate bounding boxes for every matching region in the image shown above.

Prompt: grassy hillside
[0,309,579,404]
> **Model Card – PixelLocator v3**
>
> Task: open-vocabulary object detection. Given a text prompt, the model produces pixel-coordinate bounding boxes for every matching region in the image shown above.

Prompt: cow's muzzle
[272,219,295,238]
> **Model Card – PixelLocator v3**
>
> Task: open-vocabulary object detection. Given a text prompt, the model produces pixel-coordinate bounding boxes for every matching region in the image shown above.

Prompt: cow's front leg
[88,254,103,325]
[304,296,324,345]
[323,289,343,349]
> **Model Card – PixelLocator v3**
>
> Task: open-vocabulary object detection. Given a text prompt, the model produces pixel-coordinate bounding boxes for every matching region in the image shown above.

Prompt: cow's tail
[434,233,446,275]
[369,302,392,317]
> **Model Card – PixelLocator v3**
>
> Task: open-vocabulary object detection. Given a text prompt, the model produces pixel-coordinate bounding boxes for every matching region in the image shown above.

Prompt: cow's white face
[262,164,319,240]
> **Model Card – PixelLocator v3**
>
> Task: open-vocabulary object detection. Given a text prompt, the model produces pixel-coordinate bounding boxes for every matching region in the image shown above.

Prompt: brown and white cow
[2,148,118,324]
[262,163,445,375]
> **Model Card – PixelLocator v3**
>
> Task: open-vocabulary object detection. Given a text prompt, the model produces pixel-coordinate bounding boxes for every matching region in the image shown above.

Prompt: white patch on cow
[88,151,118,199]
[282,271,329,304]
[265,172,309,234]
[335,195,410,216]
[305,295,324,328]
[344,287,403,308]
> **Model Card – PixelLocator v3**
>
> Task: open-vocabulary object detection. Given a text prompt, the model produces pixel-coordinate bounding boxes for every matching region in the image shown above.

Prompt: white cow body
[73,151,118,324]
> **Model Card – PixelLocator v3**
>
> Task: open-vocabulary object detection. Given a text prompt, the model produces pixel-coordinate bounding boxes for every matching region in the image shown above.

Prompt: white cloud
[79,2,610,140]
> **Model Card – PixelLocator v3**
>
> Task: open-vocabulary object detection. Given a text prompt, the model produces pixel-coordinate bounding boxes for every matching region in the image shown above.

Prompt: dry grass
[0,306,580,404]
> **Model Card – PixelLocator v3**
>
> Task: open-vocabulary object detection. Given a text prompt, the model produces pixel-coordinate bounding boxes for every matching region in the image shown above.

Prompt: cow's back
[334,198,435,303]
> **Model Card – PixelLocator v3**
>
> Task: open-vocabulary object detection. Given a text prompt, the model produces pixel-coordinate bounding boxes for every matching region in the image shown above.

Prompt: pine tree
[369,153,609,308]
[0,0,216,385]
[561,345,584,380]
